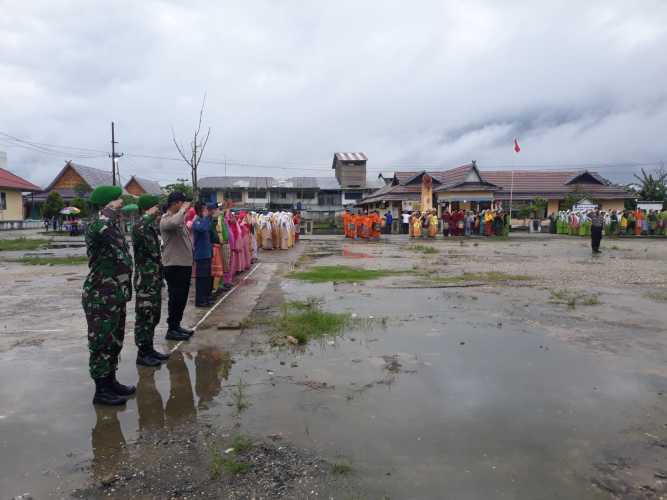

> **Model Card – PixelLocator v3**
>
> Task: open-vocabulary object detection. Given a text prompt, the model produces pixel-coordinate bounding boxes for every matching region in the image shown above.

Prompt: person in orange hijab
[357,212,369,239]
[369,210,383,240]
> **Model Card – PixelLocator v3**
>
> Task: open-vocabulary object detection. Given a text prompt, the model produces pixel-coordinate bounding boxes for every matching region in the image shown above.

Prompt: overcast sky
[1,0,666,187]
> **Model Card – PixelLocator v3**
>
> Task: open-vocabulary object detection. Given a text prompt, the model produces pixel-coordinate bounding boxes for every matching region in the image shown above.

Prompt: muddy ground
[1,232,667,499]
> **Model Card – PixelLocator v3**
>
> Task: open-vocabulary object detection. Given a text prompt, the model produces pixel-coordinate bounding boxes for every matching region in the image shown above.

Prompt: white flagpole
[509,169,514,223]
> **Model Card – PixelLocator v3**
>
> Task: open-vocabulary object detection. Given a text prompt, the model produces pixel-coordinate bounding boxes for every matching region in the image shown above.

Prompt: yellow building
[0,167,41,221]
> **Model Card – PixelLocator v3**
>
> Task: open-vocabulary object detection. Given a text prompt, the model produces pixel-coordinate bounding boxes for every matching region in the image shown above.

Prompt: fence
[0,219,44,231]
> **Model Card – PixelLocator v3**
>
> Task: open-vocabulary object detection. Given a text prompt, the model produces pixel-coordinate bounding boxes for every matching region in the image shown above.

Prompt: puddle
[0,346,232,497]
[2,238,667,499]
[200,281,664,500]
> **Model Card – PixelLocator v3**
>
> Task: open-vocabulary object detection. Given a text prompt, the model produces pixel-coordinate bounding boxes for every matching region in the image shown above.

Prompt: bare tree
[172,93,211,200]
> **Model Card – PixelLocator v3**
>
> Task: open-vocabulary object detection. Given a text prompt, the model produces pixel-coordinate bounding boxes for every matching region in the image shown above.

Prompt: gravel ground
[69,421,346,499]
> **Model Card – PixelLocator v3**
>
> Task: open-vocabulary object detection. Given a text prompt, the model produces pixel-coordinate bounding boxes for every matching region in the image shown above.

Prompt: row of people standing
[550,209,667,236]
[257,211,299,250]
[184,203,258,308]
[342,209,385,240]
[405,209,510,238]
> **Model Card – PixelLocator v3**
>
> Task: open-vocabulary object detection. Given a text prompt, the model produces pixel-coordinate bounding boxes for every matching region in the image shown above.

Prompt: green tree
[163,178,194,203]
[121,194,138,206]
[42,191,64,219]
[73,181,91,198]
[70,196,89,217]
[633,167,667,202]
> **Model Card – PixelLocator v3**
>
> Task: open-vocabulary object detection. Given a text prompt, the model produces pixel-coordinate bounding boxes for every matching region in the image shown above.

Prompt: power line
[1,130,665,176]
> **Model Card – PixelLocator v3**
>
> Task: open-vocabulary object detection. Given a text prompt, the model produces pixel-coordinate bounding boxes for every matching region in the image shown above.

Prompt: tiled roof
[127,175,162,195]
[0,167,41,191]
[360,166,631,204]
[483,170,629,199]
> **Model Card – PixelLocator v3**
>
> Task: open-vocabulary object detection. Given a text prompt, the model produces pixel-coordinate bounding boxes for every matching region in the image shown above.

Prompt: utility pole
[110,122,124,186]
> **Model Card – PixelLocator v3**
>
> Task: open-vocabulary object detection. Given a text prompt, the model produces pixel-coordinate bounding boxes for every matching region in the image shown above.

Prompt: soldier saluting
[133,194,170,367]
[83,186,135,406]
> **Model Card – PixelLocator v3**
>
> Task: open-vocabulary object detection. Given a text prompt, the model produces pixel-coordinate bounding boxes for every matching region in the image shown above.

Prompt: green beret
[89,185,122,206]
[121,204,139,214]
[138,194,160,211]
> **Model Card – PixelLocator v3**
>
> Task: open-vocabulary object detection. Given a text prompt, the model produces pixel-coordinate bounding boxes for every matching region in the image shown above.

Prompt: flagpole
[509,169,514,223]
[509,138,519,230]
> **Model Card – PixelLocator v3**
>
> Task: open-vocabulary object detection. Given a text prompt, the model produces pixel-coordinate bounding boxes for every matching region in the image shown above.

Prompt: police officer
[133,194,170,367]
[83,186,135,406]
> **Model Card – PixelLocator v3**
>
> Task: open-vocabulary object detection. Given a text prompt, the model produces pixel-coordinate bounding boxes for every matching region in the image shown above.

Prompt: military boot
[110,373,136,396]
[93,378,128,406]
[149,347,170,362]
[137,349,161,367]
[166,328,190,341]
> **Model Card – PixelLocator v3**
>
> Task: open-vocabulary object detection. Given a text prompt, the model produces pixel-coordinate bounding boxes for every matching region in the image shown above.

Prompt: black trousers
[194,258,212,306]
[591,226,603,252]
[164,265,192,330]
[402,222,409,234]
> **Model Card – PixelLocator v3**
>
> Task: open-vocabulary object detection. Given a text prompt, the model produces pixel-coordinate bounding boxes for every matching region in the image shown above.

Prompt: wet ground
[1,232,667,499]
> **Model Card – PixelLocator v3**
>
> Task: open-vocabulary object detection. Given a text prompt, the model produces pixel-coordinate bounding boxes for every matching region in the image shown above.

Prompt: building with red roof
[359,161,631,218]
[0,158,42,222]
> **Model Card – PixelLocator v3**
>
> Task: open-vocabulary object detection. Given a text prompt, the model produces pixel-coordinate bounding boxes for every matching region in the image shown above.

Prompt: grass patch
[550,289,600,309]
[230,434,253,453]
[0,238,49,251]
[645,291,667,302]
[14,255,88,266]
[288,265,403,283]
[408,244,438,254]
[210,450,250,478]
[232,378,250,414]
[276,300,349,344]
[430,271,533,284]
[332,462,353,475]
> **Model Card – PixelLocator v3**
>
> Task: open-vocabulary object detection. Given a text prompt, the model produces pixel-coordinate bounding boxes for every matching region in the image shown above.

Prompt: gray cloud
[1,0,666,187]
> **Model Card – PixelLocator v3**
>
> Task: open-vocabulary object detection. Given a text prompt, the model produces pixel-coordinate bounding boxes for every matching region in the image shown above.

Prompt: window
[318,192,341,206]
[344,191,363,200]
[299,191,315,200]
[227,190,242,202]
[0,192,6,210]
[248,189,267,199]
[280,191,287,199]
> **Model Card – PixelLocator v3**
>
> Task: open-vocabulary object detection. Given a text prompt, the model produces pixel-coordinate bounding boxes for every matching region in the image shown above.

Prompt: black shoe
[166,329,190,341]
[137,351,162,367]
[110,374,136,396]
[176,325,195,336]
[150,348,170,361]
[93,378,128,406]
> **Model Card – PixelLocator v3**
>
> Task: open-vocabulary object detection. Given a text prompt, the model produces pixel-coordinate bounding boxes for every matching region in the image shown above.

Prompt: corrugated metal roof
[199,175,381,191]
[0,167,41,191]
[44,161,125,192]
[334,152,368,162]
[127,175,162,195]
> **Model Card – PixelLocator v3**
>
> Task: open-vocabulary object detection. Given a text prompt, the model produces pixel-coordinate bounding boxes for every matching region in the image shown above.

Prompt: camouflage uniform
[82,207,133,379]
[132,213,163,350]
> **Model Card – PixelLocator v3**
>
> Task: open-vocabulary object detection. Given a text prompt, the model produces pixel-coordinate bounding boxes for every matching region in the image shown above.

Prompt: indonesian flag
[513,138,521,153]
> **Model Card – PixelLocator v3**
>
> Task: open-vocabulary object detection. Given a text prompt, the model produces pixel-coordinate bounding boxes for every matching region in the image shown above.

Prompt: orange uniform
[369,213,382,239]
[357,215,370,239]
